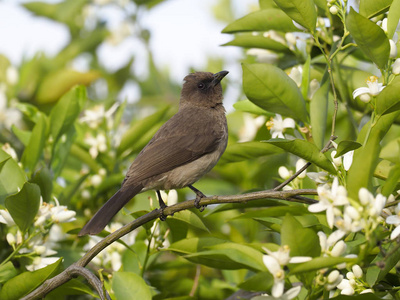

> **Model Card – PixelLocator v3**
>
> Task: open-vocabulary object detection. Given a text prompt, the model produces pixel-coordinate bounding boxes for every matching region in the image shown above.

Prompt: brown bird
[79,71,229,236]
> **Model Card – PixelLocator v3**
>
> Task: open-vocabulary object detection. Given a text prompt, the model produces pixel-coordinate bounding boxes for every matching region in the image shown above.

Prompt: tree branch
[22,188,317,299]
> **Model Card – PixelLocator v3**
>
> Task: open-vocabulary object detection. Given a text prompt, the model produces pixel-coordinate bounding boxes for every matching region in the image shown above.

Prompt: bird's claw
[194,195,206,212]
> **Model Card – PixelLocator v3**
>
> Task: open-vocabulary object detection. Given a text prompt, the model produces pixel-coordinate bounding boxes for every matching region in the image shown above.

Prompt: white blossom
[308,177,348,228]
[393,58,400,75]
[266,114,295,139]
[352,76,385,102]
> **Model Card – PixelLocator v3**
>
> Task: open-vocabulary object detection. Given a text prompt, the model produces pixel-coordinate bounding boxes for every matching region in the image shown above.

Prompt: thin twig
[189,265,201,297]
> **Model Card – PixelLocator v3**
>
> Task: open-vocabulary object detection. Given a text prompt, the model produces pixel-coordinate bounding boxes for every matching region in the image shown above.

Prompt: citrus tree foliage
[1,0,400,299]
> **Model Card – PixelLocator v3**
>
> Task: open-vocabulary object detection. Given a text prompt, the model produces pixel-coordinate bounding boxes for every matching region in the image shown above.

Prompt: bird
[78,70,229,236]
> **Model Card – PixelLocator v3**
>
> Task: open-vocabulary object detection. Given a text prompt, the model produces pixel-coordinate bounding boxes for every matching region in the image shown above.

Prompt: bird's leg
[156,190,168,221]
[188,185,206,212]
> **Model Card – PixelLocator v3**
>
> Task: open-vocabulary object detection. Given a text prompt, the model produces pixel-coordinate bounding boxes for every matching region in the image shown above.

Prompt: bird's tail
[78,185,142,236]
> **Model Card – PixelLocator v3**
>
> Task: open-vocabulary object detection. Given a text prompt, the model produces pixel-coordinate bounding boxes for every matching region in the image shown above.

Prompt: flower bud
[331,240,347,257]
[389,39,398,58]
[329,6,339,15]
[393,58,400,75]
[352,264,363,278]
[6,233,15,246]
[278,166,291,180]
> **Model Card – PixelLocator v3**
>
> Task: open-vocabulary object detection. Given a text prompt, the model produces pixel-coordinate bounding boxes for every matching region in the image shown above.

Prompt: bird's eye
[197,83,205,89]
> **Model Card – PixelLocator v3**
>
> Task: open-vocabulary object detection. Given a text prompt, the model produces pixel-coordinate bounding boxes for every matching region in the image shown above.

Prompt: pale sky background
[0,0,258,107]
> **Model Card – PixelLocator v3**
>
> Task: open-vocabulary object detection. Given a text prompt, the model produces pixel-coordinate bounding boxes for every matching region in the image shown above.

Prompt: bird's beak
[211,70,229,87]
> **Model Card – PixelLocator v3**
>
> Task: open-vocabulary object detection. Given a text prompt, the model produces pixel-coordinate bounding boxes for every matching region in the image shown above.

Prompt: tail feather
[78,185,142,236]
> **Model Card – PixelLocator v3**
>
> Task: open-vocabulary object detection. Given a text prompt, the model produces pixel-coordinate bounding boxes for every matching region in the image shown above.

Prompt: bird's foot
[157,190,169,221]
[189,185,207,212]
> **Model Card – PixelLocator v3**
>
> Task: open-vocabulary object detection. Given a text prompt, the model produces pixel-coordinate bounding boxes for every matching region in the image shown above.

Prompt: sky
[0,0,257,107]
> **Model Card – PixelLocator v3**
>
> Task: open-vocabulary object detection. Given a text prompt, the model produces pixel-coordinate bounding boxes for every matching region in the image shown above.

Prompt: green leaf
[359,0,392,18]
[281,214,320,257]
[233,99,274,115]
[0,150,26,205]
[273,0,317,32]
[376,76,400,116]
[335,141,362,158]
[36,70,98,104]
[31,166,53,203]
[346,8,390,70]
[366,241,400,286]
[5,182,41,233]
[347,111,400,199]
[380,138,400,164]
[387,0,400,39]
[266,139,337,173]
[51,127,77,178]
[0,262,18,284]
[289,256,357,274]
[47,279,98,298]
[223,33,290,52]
[238,271,273,291]
[21,113,48,173]
[310,69,329,149]
[167,210,209,232]
[219,142,284,164]
[222,9,297,33]
[0,157,11,172]
[11,125,31,146]
[117,106,170,156]
[112,272,152,300]
[184,244,265,271]
[242,63,308,122]
[381,164,400,196]
[49,85,86,143]
[0,258,62,300]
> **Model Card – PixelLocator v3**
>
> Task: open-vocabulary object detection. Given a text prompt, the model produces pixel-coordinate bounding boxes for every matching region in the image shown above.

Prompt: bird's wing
[125,132,221,182]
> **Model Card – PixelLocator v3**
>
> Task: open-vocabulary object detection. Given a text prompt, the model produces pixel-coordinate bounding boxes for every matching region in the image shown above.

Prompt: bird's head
[180,71,229,108]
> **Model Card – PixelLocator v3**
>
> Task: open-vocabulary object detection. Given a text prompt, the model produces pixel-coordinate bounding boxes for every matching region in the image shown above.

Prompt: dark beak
[211,70,229,87]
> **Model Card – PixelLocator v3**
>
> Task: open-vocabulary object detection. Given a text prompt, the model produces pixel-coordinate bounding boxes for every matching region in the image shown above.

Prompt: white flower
[263,255,285,297]
[308,177,348,228]
[80,103,119,129]
[358,188,386,217]
[262,246,310,298]
[238,114,266,142]
[331,151,342,167]
[326,270,343,290]
[296,159,307,179]
[263,30,286,45]
[0,209,15,226]
[308,79,320,99]
[49,198,76,223]
[352,76,385,102]
[6,66,19,85]
[0,86,23,130]
[278,166,292,180]
[393,58,400,75]
[251,286,301,300]
[342,151,354,171]
[288,66,302,87]
[85,133,107,158]
[158,190,178,205]
[337,278,355,295]
[266,114,295,139]
[386,203,400,239]
[389,39,398,58]
[307,171,329,183]
[26,256,60,271]
[247,49,279,64]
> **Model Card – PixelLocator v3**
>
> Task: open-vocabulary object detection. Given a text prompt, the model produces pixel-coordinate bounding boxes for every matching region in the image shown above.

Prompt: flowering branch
[21,188,317,299]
